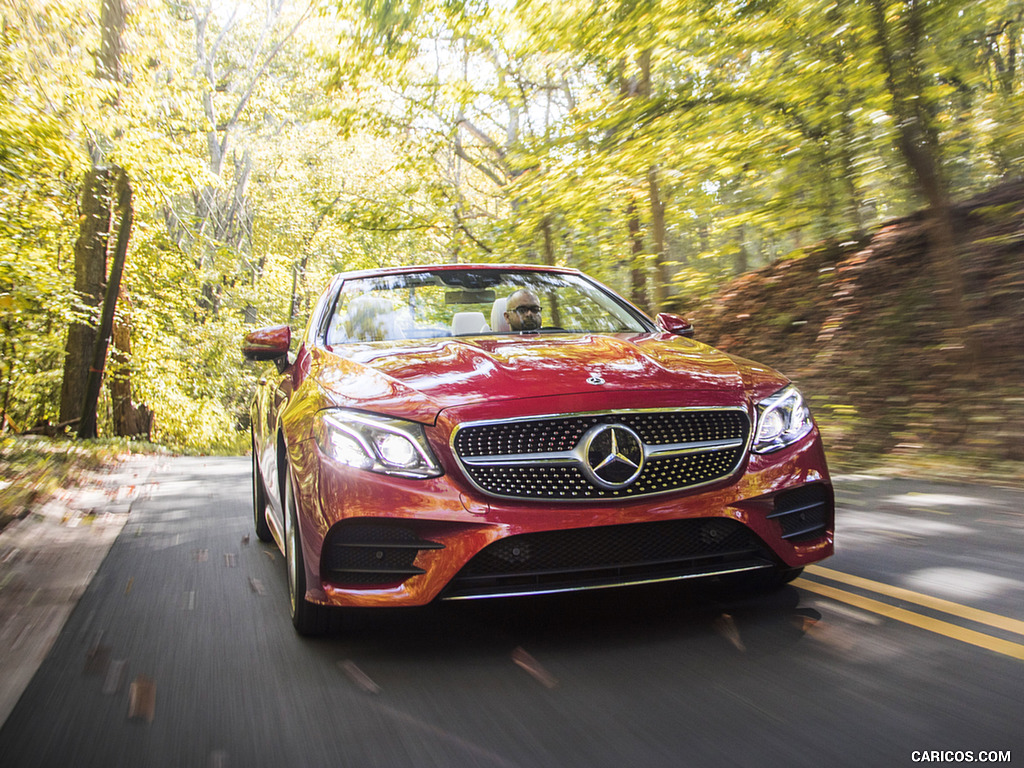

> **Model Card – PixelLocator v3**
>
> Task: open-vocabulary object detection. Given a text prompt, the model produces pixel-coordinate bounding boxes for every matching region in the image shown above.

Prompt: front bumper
[290,424,833,609]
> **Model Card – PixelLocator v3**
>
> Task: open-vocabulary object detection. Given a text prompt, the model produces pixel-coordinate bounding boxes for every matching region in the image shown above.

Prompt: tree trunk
[97,0,126,87]
[868,0,968,344]
[59,168,112,425]
[60,0,139,431]
[79,168,133,439]
[647,165,668,309]
[635,49,671,310]
[109,296,152,439]
[617,55,651,310]
[109,317,133,433]
[186,1,310,312]
[734,225,750,275]
[626,197,646,308]
[540,215,563,326]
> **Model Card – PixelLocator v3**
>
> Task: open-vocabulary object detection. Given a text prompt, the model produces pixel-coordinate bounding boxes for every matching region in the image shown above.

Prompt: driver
[504,289,543,332]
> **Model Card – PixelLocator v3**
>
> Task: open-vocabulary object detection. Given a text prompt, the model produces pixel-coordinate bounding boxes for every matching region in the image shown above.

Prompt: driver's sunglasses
[512,305,542,315]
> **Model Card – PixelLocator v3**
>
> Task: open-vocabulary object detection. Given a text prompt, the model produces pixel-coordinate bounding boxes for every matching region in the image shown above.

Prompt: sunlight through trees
[0,0,1021,451]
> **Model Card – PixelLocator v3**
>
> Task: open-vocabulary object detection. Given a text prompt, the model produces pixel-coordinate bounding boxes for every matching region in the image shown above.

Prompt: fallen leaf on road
[713,613,746,652]
[128,675,156,723]
[512,646,558,689]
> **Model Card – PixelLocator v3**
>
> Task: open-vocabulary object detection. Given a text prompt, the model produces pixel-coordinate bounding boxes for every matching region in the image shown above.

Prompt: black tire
[284,469,340,636]
[251,437,273,543]
[717,566,804,596]
[751,565,805,591]
[775,566,804,586]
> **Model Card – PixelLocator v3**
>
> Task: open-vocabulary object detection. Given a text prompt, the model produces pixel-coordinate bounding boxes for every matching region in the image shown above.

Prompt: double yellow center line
[794,565,1024,662]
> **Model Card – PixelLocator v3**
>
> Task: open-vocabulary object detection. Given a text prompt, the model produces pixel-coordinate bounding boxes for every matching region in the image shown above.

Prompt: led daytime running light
[316,410,442,478]
[753,385,813,453]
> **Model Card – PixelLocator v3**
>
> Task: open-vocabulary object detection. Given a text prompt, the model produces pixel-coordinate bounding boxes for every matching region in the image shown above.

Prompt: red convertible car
[244,264,833,634]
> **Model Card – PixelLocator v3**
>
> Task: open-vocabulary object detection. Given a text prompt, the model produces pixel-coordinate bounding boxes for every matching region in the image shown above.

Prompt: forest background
[1,0,1022,481]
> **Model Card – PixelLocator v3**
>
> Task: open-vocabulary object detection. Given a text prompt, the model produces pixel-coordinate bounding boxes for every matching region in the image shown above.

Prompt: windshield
[324,269,650,345]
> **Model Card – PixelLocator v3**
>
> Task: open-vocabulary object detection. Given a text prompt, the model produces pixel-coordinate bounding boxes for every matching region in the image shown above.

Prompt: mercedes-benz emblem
[586,375,606,385]
[580,424,645,489]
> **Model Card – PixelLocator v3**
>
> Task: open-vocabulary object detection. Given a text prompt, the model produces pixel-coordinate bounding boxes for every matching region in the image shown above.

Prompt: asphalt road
[1,456,1021,768]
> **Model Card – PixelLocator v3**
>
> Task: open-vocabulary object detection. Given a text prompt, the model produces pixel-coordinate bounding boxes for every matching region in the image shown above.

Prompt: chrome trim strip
[644,437,745,459]
[461,450,580,467]
[460,436,744,468]
[452,405,749,432]
[440,563,774,601]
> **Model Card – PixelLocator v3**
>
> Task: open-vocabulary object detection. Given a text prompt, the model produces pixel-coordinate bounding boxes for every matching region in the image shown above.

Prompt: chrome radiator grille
[452,408,750,500]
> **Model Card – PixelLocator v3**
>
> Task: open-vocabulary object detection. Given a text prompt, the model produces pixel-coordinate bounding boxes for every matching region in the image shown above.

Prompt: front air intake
[441,517,775,599]
[767,484,833,542]
[321,520,443,587]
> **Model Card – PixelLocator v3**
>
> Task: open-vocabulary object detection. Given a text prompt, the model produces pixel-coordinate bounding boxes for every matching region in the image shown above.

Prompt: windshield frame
[312,265,657,347]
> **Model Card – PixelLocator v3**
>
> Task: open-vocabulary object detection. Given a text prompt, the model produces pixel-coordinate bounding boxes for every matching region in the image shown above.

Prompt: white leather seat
[451,311,488,336]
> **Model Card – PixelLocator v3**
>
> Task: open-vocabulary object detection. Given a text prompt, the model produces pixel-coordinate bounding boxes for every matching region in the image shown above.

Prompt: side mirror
[242,325,292,372]
[655,313,695,338]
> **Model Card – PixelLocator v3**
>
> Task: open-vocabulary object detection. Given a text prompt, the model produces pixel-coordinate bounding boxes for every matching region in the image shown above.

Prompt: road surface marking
[103,659,126,695]
[794,578,1024,661]
[338,660,381,694]
[806,565,1024,636]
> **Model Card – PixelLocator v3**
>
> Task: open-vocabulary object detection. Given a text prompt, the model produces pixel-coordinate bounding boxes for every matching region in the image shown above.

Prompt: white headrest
[490,297,510,333]
[451,311,488,336]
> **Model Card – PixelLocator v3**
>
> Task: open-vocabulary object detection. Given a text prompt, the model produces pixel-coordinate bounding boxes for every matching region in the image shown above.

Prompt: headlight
[752,384,814,453]
[314,410,443,478]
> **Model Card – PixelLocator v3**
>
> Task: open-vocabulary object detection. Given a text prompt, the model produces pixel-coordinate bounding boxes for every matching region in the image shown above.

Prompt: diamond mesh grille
[452,409,749,500]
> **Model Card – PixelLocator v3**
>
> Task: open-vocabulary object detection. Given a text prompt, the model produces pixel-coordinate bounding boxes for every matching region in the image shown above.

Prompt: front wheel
[774,566,804,586]
[284,469,340,636]
[251,438,272,543]
[715,566,804,596]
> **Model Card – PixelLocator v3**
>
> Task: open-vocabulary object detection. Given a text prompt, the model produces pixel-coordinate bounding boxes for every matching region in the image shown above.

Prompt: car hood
[309,333,785,424]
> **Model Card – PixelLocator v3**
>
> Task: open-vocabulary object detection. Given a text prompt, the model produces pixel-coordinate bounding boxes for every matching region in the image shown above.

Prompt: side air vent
[767,484,832,542]
[321,521,443,588]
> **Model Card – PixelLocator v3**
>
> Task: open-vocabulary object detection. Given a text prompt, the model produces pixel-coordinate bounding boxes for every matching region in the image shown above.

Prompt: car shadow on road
[305,580,822,663]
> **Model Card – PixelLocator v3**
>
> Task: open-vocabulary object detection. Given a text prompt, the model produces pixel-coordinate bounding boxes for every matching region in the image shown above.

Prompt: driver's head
[504,289,543,332]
